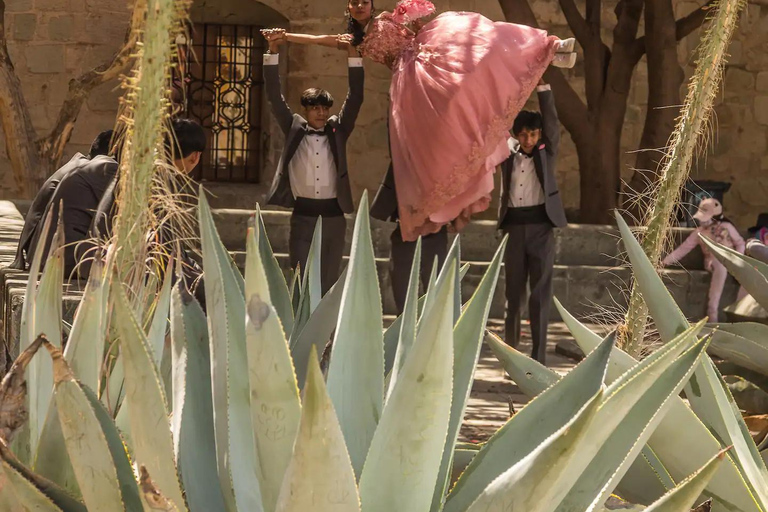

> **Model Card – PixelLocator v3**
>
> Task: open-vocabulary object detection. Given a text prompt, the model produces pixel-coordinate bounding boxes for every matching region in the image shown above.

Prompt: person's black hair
[167,118,206,159]
[512,110,543,135]
[301,88,334,108]
[89,130,114,158]
[346,0,374,46]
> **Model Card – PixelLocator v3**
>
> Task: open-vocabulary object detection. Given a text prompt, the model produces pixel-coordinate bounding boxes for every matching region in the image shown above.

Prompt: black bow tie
[517,151,533,159]
[307,128,327,136]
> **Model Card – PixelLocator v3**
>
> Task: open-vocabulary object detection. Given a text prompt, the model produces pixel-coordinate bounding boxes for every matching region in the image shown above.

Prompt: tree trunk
[0,0,43,198]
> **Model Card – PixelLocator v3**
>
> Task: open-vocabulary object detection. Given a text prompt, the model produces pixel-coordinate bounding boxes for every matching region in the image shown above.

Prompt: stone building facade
[0,0,766,228]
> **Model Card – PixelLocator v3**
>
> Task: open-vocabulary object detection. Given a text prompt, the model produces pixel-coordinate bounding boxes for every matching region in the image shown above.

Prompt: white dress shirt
[508,150,545,208]
[263,53,363,199]
[289,131,338,199]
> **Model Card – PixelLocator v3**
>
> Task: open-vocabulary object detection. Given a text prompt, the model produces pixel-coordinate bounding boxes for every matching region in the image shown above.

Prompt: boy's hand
[261,28,286,53]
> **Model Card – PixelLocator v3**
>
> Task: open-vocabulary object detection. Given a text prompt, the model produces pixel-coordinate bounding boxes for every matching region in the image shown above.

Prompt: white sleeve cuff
[264,54,279,65]
[536,84,552,92]
[348,57,363,67]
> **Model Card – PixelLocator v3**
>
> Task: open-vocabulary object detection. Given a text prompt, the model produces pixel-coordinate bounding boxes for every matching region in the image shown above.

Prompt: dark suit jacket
[498,89,567,229]
[264,58,363,214]
[29,155,119,275]
[10,153,90,270]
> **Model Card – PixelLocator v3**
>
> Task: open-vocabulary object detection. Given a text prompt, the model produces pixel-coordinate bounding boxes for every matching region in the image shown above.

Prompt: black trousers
[502,222,555,364]
[289,199,347,295]
[389,225,449,315]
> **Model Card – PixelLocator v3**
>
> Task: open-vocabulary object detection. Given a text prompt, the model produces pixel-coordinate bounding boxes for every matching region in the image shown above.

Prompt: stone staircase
[212,208,738,322]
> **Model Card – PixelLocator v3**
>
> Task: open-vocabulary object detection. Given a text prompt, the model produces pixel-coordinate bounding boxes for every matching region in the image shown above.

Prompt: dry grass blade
[0,335,47,443]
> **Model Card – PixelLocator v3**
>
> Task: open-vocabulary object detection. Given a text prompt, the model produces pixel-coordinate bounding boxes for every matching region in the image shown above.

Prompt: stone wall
[0,0,765,228]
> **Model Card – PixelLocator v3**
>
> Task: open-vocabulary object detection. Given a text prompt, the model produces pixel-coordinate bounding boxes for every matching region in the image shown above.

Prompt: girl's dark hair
[346,0,374,46]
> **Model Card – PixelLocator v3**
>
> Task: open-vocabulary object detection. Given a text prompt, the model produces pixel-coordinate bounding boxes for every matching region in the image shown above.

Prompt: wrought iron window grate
[181,23,265,183]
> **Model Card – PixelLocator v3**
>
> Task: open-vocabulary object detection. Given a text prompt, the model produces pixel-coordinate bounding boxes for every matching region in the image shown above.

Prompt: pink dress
[359,9,559,241]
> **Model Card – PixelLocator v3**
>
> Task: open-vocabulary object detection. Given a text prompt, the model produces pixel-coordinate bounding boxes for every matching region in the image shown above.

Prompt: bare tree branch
[558,0,591,48]
[630,0,715,60]
[676,0,716,40]
[40,24,137,164]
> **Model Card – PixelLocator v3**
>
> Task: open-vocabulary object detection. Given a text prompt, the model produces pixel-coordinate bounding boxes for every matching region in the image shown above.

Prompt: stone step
[229,251,734,322]
[212,209,709,270]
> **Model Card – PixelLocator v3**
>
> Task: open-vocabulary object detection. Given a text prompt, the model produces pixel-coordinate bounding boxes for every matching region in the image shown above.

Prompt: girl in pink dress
[265,0,576,241]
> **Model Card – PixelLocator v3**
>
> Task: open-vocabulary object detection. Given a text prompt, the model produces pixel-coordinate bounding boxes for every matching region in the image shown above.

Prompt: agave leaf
[199,190,263,511]
[35,255,111,494]
[246,294,301,511]
[489,334,669,506]
[303,217,323,312]
[170,285,227,512]
[699,236,768,310]
[112,284,185,511]
[618,212,768,509]
[386,237,422,402]
[382,264,471,377]
[138,465,181,512]
[326,191,384,478]
[464,391,604,512]
[289,267,301,315]
[0,457,65,512]
[359,259,456,512]
[644,451,726,512]
[255,207,294,333]
[431,237,507,512]
[28,220,64,458]
[444,333,613,512]
[0,440,86,512]
[147,258,174,369]
[275,348,360,512]
[290,266,348,386]
[559,299,763,512]
[702,323,768,378]
[48,341,142,511]
[0,336,45,444]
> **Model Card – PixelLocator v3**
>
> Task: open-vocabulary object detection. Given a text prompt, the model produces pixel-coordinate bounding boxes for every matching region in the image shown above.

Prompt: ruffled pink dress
[359,11,559,241]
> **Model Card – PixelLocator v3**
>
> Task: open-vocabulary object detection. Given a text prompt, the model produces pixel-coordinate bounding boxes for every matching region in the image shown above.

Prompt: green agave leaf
[112,284,185,511]
[29,220,64,459]
[255,207,294,333]
[199,190,263,511]
[386,237,421,402]
[703,323,768,378]
[572,326,710,511]
[51,342,142,512]
[170,284,227,512]
[618,212,768,509]
[643,451,726,512]
[700,236,768,310]
[245,294,301,511]
[382,265,470,377]
[275,348,360,512]
[471,326,706,512]
[359,259,456,512]
[34,255,110,495]
[431,236,507,512]
[289,267,301,316]
[464,391,604,512]
[147,259,174,369]
[290,266,348,387]
[326,191,384,478]
[444,333,613,512]
[303,217,322,312]
[488,333,669,506]
[0,441,86,512]
[559,299,762,512]
[0,457,65,512]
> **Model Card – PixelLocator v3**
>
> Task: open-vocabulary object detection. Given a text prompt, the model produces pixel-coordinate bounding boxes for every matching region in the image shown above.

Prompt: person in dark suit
[10,130,114,270]
[498,80,567,364]
[370,161,448,315]
[83,119,206,305]
[262,30,363,294]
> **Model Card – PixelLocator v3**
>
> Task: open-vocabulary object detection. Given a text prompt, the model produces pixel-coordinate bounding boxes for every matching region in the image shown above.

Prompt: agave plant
[0,184,754,512]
